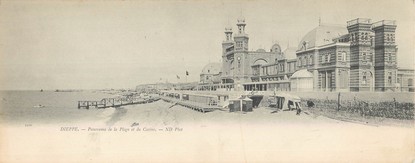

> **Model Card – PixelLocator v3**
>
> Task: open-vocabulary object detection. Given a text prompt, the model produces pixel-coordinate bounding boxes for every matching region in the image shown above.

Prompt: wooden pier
[78,96,160,109]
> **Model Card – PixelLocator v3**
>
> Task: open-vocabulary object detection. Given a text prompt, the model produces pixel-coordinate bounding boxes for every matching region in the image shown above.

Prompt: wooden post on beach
[393,98,397,110]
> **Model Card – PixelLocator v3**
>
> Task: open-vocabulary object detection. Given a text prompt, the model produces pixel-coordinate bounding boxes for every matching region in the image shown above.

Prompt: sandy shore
[1,100,414,162]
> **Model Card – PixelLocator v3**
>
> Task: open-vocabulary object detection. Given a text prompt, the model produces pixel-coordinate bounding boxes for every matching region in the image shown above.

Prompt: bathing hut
[268,93,302,111]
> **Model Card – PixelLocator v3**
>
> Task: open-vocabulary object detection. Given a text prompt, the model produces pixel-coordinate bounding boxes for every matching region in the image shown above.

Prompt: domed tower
[200,63,222,84]
[234,16,249,51]
[270,43,281,54]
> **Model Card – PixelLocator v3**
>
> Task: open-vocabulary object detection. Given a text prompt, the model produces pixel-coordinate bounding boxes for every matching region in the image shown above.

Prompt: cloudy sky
[0,0,414,90]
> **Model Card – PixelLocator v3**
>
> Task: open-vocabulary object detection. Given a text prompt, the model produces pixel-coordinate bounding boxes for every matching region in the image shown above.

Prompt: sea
[0,90,114,125]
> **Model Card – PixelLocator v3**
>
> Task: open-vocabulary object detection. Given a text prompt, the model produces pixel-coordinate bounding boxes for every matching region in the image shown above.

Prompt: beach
[1,90,414,162]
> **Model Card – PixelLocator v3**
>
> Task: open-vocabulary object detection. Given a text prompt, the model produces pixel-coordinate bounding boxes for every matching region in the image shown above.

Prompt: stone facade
[200,17,414,92]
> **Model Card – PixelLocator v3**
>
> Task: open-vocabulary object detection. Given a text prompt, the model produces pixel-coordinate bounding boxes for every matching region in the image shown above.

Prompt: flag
[176,75,180,79]
[186,71,189,76]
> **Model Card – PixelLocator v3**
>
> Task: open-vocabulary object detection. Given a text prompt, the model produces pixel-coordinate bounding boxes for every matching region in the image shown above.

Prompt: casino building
[199,17,414,92]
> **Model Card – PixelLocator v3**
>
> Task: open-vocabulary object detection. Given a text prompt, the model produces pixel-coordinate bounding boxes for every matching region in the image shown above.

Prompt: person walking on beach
[296,102,302,115]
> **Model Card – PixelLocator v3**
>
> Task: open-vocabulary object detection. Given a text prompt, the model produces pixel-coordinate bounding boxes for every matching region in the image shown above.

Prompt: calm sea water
[0,90,114,125]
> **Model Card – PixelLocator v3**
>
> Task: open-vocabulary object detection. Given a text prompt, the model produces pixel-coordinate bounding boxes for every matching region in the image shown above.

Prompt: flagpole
[185,71,189,83]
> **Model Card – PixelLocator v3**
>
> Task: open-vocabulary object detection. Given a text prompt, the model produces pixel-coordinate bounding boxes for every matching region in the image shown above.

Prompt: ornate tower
[234,16,249,51]
[347,18,375,92]
[221,26,235,83]
[222,26,234,56]
[372,20,398,92]
[233,17,250,85]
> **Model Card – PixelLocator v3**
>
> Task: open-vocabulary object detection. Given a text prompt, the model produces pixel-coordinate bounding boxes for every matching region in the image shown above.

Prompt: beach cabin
[228,96,253,112]
[183,93,218,106]
[268,93,302,111]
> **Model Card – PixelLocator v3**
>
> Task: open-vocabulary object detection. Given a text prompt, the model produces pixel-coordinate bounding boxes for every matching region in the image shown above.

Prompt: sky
[0,0,414,90]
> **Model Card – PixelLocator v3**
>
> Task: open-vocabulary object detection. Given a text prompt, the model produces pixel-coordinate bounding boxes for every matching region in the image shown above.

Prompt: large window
[236,42,243,49]
[339,52,346,62]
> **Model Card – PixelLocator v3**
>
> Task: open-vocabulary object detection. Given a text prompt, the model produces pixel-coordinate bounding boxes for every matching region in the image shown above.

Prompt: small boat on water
[33,104,45,108]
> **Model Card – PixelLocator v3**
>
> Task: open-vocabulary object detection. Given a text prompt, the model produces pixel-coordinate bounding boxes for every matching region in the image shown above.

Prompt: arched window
[339,52,347,62]
[362,53,367,61]
[387,72,393,85]
[362,71,367,84]
[303,56,307,65]
[325,54,330,63]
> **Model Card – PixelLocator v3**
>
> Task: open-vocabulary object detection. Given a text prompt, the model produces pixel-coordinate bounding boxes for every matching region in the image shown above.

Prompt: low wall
[289,92,415,103]
[300,94,414,120]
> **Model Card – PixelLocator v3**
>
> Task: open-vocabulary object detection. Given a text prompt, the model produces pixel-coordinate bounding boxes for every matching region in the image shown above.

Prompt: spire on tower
[236,16,246,34]
[224,25,233,41]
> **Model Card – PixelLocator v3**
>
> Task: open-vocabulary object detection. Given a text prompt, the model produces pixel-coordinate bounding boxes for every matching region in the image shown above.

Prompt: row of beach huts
[158,90,302,113]
[77,90,303,113]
